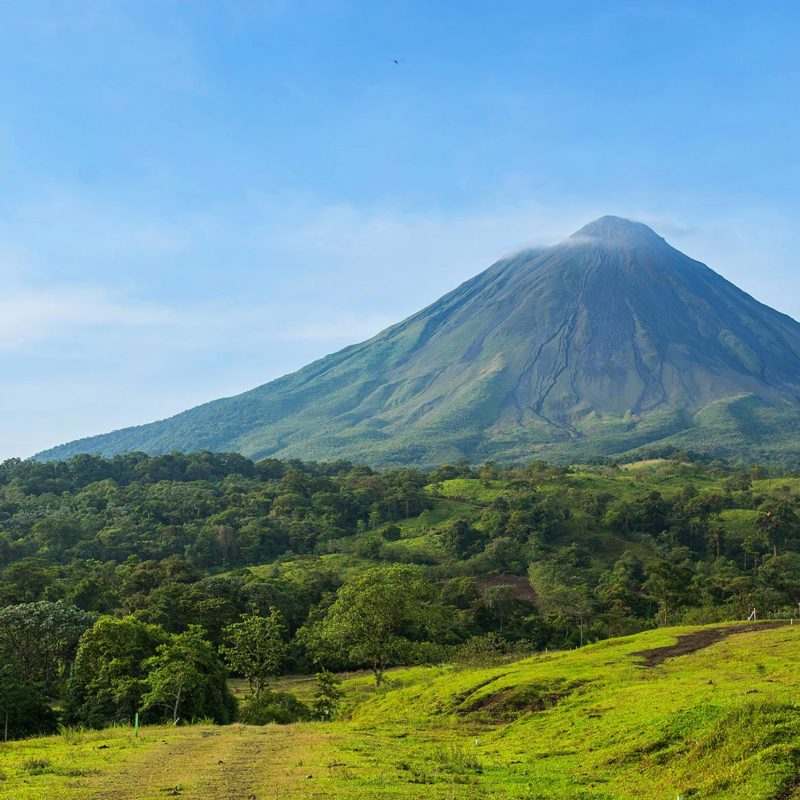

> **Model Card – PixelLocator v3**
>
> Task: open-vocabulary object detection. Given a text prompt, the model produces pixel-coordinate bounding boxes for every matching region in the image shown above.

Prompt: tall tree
[756,500,799,556]
[141,625,235,724]
[305,565,446,685]
[0,601,94,694]
[0,663,58,741]
[529,547,597,646]
[64,615,166,728]
[643,558,694,625]
[221,610,287,698]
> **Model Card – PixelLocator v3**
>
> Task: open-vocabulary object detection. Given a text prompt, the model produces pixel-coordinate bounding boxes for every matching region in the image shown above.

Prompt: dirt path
[87,724,333,800]
[631,622,788,667]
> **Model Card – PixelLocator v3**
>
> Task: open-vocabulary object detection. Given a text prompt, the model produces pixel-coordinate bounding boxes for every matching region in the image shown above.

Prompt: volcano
[38,216,800,466]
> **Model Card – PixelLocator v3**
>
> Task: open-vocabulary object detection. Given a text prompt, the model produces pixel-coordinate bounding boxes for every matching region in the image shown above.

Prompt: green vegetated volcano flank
[38,216,800,466]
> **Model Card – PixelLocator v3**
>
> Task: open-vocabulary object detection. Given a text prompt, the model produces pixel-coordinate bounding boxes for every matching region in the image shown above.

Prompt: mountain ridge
[37,216,800,467]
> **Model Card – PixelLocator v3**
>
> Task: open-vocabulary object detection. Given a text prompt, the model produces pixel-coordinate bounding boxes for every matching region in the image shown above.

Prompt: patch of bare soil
[474,574,538,603]
[631,622,788,667]
[458,679,585,722]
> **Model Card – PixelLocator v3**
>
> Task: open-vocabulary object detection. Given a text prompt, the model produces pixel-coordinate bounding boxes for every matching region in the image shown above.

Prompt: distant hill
[37,216,800,466]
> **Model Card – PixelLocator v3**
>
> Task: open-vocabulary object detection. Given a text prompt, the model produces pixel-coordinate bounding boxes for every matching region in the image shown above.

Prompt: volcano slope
[1,623,798,800]
[38,216,800,467]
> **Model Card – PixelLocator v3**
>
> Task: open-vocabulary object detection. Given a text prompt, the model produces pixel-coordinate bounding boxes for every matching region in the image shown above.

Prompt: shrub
[22,758,53,775]
[60,725,87,744]
[454,633,510,665]
[239,689,311,725]
[381,524,402,542]
[311,670,343,721]
[679,605,740,625]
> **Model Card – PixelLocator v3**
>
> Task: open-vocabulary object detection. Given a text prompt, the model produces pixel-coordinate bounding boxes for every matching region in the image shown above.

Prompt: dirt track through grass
[86,725,333,800]
[630,621,788,666]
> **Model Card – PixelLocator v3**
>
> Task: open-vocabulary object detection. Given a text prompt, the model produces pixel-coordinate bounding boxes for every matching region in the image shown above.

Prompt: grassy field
[1,622,798,800]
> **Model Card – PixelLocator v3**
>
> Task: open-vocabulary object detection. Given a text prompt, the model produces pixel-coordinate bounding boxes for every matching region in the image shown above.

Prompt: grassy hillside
[1,623,797,799]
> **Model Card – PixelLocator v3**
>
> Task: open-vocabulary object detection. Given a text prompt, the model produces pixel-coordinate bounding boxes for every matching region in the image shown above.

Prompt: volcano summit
[39,217,800,466]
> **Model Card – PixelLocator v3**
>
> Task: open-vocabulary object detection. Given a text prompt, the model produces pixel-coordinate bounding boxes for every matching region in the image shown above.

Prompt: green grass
[718,508,759,542]
[0,725,150,797]
[243,553,379,582]
[433,478,510,503]
[566,464,721,500]
[3,623,798,799]
[405,496,482,527]
[753,476,800,495]
[322,623,800,799]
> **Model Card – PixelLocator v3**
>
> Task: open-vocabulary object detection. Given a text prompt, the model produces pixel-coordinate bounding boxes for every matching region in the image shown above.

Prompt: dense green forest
[1,451,798,739]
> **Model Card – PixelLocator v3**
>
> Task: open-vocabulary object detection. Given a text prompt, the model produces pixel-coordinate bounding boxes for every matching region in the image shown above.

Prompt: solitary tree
[142,625,235,724]
[221,609,287,698]
[306,565,446,686]
[311,670,343,720]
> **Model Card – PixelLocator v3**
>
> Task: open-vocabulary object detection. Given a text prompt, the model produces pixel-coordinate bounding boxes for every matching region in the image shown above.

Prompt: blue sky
[2,1,799,459]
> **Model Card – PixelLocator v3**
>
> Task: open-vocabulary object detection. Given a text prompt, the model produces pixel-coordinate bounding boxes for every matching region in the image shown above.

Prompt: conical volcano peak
[569,215,664,246]
[36,216,800,468]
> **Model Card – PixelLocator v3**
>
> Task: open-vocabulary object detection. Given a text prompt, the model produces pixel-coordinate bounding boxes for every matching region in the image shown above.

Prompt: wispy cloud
[0,283,171,352]
[3,192,798,355]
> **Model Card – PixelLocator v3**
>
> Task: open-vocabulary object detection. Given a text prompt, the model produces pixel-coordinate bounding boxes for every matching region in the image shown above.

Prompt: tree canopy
[304,564,448,685]
[142,625,236,724]
[221,610,287,697]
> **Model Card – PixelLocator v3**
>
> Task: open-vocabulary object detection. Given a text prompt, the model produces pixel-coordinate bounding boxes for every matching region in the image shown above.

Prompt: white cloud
[0,282,172,351]
[2,191,798,358]
[0,190,200,270]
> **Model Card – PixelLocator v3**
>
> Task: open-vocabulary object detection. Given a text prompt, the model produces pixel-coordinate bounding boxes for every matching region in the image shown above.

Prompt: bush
[381,524,402,542]
[454,633,510,665]
[312,670,343,721]
[22,758,53,775]
[60,725,87,744]
[239,690,311,725]
[406,641,452,667]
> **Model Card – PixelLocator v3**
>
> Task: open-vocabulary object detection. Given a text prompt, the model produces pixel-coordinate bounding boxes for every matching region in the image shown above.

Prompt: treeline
[1,452,799,739]
[0,452,430,577]
[0,598,338,738]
